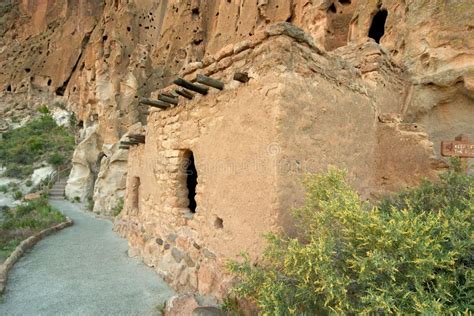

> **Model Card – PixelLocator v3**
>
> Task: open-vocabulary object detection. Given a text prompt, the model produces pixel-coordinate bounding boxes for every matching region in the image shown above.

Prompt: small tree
[228,165,473,314]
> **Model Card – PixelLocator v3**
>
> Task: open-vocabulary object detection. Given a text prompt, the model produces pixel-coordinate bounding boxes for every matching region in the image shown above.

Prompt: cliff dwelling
[0,0,473,311]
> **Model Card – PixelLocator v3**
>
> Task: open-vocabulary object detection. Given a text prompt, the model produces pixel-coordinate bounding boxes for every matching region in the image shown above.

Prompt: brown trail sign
[441,134,474,158]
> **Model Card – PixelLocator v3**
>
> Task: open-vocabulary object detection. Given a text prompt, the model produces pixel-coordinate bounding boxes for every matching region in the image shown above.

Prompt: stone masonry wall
[114,26,446,299]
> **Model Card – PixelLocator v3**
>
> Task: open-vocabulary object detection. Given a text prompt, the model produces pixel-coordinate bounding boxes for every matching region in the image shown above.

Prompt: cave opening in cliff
[5,84,11,92]
[55,84,67,96]
[368,9,388,44]
[185,151,198,213]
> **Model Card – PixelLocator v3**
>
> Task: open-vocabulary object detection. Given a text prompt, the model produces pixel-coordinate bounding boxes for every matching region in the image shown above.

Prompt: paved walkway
[0,200,174,316]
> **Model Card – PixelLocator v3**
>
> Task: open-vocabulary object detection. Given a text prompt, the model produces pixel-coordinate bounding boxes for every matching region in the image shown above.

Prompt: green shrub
[47,152,65,166]
[37,105,49,114]
[3,163,33,178]
[87,197,94,211]
[0,198,65,255]
[69,112,77,128]
[25,179,33,187]
[12,190,22,200]
[52,101,66,110]
[0,185,7,193]
[228,166,473,314]
[0,114,74,179]
[113,197,124,216]
[7,182,19,190]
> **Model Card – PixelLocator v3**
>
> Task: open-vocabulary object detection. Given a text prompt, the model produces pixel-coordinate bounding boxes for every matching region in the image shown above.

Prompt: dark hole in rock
[328,3,337,13]
[368,9,388,44]
[77,120,84,128]
[214,217,223,229]
[6,84,12,92]
[192,8,200,16]
[185,151,198,213]
[102,35,108,41]
[339,0,351,4]
[24,68,31,73]
[55,86,66,96]
[127,26,131,32]
[47,79,52,86]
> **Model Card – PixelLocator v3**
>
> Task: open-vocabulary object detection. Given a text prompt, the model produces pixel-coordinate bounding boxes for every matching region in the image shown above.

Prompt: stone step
[49,196,64,199]
[51,186,66,190]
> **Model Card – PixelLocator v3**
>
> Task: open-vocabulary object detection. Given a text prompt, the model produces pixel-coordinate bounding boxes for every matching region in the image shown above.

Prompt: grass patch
[0,198,66,262]
[0,114,75,179]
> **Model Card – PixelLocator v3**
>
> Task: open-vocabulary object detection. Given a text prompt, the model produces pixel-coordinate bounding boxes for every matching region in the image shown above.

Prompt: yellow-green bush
[228,164,473,314]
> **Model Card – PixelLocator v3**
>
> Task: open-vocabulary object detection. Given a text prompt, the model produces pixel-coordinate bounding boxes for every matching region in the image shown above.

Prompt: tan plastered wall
[114,33,443,298]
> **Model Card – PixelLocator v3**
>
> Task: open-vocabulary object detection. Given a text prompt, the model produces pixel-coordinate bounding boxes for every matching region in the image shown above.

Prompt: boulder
[65,125,101,202]
[23,192,41,201]
[92,143,128,215]
[164,294,200,316]
[31,165,55,187]
[51,107,71,127]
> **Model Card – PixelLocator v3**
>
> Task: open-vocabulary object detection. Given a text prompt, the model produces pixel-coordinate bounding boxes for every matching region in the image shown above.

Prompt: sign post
[441,134,474,158]
[441,134,474,171]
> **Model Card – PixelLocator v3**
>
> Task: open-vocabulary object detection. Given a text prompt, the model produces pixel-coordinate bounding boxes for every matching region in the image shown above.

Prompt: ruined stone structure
[1,0,473,301]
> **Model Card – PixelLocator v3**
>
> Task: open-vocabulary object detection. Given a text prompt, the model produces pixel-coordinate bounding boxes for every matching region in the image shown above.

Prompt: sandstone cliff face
[1,0,473,301]
[2,0,472,207]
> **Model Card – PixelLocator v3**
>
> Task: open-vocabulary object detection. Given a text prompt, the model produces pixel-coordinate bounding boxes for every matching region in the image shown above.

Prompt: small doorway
[185,151,198,213]
[368,9,388,44]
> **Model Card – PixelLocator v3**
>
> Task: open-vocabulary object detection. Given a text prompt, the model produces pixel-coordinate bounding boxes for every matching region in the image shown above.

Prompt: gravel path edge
[0,217,73,294]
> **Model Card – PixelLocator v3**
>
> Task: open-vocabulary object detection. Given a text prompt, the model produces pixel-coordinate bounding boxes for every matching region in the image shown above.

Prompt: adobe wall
[114,25,444,299]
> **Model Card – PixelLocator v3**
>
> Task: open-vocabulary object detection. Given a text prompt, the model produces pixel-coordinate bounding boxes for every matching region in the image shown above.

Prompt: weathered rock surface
[65,125,101,202]
[92,144,128,216]
[31,165,55,187]
[1,0,473,305]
